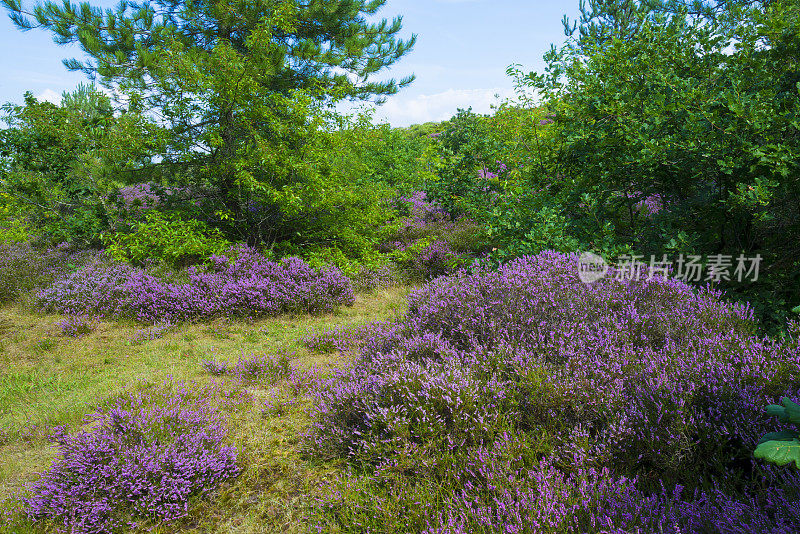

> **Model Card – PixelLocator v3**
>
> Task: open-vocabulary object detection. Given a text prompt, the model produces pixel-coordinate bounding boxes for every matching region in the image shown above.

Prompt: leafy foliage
[0,88,161,246]
[511,0,800,329]
[104,211,231,268]
[2,0,416,248]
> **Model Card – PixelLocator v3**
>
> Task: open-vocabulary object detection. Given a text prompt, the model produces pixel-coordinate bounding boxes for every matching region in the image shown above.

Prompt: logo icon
[577,252,608,284]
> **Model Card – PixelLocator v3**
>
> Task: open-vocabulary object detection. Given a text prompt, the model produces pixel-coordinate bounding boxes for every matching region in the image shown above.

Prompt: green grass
[0,285,410,533]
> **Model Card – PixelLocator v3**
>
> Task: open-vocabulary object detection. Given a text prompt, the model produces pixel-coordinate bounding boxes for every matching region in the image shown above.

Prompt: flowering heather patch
[400,191,451,227]
[635,192,664,216]
[409,239,468,279]
[20,381,239,533]
[115,183,195,214]
[0,243,98,303]
[117,183,163,212]
[307,250,800,532]
[393,192,484,249]
[383,192,486,280]
[57,315,98,338]
[37,245,354,324]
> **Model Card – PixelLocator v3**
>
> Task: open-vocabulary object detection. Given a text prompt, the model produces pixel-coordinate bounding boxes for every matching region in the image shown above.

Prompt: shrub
[103,211,230,268]
[0,198,30,244]
[306,250,800,532]
[20,382,239,532]
[114,183,194,215]
[37,245,354,323]
[382,192,487,280]
[57,315,98,338]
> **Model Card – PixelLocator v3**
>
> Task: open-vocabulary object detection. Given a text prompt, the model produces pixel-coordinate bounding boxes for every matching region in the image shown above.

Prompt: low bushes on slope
[37,245,354,323]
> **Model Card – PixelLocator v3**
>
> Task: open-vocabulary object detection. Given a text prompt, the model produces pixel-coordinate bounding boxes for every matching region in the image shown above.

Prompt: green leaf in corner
[754,438,800,468]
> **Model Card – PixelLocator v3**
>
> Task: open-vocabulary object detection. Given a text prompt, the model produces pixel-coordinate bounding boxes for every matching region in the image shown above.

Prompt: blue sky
[0,0,580,127]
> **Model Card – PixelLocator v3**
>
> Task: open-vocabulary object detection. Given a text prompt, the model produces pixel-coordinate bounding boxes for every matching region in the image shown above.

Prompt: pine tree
[2,0,416,243]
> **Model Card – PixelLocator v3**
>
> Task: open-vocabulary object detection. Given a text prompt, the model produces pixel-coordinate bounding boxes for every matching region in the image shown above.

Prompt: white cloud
[35,88,62,104]
[369,87,516,127]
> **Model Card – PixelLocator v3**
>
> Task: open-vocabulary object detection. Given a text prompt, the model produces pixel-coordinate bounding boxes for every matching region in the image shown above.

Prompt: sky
[0,0,581,127]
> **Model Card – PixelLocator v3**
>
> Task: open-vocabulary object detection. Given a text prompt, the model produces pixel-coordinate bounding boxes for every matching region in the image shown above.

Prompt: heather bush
[37,245,354,323]
[0,243,97,303]
[382,192,487,280]
[113,183,197,216]
[18,381,239,533]
[306,250,800,532]
[57,315,98,338]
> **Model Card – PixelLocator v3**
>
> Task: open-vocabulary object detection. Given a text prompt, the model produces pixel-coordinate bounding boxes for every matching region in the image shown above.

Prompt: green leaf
[765,404,788,421]
[781,397,800,423]
[792,305,800,314]
[754,438,800,468]
[758,431,799,445]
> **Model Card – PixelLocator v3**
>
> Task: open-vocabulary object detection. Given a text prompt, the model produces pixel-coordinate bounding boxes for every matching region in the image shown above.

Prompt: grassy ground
[0,285,411,533]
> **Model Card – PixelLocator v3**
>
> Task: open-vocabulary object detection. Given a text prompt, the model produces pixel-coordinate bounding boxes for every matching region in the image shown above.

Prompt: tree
[2,0,416,244]
[0,86,160,244]
[513,0,800,328]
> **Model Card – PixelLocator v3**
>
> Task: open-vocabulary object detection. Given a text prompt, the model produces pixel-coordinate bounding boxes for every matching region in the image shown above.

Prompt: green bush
[103,211,230,267]
[511,1,800,331]
[0,196,30,244]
